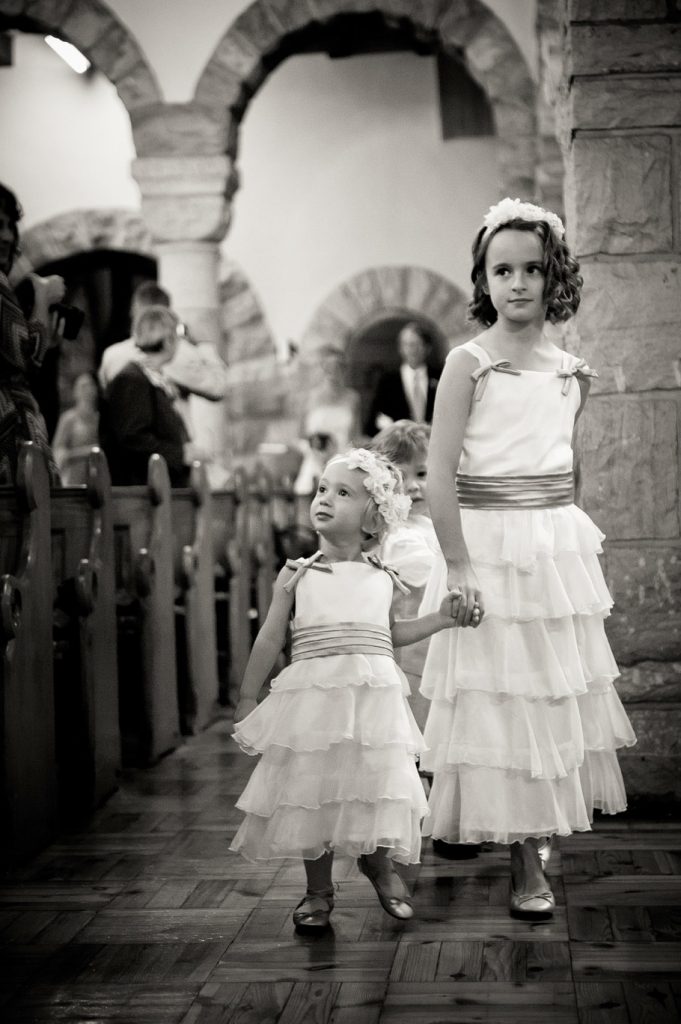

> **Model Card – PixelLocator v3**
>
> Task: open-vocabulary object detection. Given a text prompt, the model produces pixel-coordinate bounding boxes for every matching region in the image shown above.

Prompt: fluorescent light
[45,35,90,74]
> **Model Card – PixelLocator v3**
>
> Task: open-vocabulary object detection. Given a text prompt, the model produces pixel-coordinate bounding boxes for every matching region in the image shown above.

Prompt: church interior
[0,0,680,1020]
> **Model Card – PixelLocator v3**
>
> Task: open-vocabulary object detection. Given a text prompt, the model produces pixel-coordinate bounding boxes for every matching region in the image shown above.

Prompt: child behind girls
[231,448,477,933]
[419,198,636,919]
[369,420,438,589]
[370,419,482,860]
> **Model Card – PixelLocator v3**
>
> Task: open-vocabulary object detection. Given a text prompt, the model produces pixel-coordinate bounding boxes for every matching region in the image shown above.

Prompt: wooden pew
[50,447,120,818]
[111,454,180,766]
[210,478,236,705]
[226,467,251,706]
[250,466,275,628]
[171,461,219,734]
[0,442,57,866]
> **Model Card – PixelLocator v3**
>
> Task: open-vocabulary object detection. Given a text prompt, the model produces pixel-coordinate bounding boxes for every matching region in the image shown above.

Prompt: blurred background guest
[100,306,204,487]
[293,344,361,495]
[365,322,439,436]
[52,372,100,485]
[0,182,65,484]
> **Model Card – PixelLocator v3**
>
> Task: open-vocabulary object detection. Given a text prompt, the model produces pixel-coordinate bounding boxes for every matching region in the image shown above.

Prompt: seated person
[100,306,202,487]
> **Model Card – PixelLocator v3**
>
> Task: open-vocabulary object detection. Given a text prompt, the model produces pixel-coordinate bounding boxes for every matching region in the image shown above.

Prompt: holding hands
[445,559,484,628]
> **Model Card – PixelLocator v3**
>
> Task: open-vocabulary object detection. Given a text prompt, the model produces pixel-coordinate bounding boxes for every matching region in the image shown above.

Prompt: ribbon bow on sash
[556,359,599,395]
[363,552,410,595]
[471,359,522,401]
[283,550,333,593]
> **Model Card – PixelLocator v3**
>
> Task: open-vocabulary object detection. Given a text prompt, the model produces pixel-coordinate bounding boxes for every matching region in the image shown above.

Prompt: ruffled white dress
[419,340,636,845]
[230,558,428,863]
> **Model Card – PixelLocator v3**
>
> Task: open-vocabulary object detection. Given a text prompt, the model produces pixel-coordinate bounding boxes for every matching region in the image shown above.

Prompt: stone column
[560,0,681,801]
[132,156,234,480]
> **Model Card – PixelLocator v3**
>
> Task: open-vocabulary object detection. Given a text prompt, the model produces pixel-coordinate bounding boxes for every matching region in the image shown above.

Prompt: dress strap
[363,552,410,595]
[282,550,333,593]
[458,341,523,401]
[556,357,599,396]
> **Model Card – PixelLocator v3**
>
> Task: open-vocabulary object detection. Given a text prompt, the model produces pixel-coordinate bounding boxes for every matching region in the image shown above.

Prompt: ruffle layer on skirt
[231,798,426,864]
[233,677,425,756]
[420,688,635,780]
[236,741,427,815]
[460,503,605,572]
[423,752,628,845]
[420,612,619,703]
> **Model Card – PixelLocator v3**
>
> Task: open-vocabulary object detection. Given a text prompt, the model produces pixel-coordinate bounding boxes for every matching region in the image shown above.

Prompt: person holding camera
[100,306,206,487]
[0,183,65,485]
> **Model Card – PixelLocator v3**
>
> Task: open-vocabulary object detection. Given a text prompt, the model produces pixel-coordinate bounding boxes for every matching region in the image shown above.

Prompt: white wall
[225,50,500,347]
[0,33,138,228]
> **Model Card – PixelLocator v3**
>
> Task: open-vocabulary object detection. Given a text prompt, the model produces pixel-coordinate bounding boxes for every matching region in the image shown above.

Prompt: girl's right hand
[446,561,484,627]
[234,697,257,724]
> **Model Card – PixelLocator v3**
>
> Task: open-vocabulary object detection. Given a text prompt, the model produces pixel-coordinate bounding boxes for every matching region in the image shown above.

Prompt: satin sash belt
[456,471,574,509]
[290,622,394,661]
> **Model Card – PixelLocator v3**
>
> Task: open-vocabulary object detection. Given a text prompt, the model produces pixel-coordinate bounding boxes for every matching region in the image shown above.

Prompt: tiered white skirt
[230,651,429,863]
[419,503,636,845]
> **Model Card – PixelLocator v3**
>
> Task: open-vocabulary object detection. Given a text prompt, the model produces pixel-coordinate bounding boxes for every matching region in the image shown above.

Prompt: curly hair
[368,419,430,465]
[0,183,23,271]
[468,217,583,327]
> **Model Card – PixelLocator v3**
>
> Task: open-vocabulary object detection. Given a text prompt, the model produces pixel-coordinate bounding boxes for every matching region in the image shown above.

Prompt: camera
[49,301,84,341]
[14,277,84,341]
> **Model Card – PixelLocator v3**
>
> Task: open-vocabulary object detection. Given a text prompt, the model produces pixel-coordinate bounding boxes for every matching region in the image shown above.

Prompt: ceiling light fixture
[45,35,91,74]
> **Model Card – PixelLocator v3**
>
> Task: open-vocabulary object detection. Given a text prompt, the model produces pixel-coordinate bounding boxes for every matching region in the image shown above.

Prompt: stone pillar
[535,0,566,216]
[132,156,234,481]
[560,0,681,801]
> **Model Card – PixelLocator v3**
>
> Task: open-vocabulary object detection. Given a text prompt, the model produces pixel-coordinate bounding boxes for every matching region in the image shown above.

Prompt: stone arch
[299,265,471,359]
[0,0,161,117]
[194,0,537,194]
[17,208,155,274]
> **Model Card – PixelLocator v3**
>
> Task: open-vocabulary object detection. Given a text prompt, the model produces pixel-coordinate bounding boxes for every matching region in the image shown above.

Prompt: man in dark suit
[365,322,439,436]
[101,306,199,487]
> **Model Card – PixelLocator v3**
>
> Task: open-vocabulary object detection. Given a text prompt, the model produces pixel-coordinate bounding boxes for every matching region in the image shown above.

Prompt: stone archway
[194,0,537,195]
[17,208,155,274]
[0,0,161,117]
[299,264,471,359]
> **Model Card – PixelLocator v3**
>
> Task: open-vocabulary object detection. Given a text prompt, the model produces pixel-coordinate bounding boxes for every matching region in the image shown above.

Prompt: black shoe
[432,838,480,860]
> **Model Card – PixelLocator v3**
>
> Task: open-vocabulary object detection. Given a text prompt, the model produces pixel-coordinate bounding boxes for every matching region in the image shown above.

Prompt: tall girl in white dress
[420,198,636,919]
[231,448,470,933]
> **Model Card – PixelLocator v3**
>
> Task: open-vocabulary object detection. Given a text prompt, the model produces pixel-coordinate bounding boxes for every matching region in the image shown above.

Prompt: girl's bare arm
[235,567,296,719]
[427,348,482,625]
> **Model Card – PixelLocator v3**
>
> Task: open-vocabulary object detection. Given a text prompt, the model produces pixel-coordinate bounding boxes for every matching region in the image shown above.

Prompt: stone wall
[562,0,681,801]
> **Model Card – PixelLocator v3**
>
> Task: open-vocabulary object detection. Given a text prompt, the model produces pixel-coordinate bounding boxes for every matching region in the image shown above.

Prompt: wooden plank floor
[1,718,680,1023]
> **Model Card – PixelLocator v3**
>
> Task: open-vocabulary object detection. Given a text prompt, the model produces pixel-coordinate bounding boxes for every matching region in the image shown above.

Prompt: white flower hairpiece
[329,448,411,529]
[482,197,565,242]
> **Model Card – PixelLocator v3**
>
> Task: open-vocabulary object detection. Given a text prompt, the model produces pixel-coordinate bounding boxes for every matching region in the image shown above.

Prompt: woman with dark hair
[0,182,65,484]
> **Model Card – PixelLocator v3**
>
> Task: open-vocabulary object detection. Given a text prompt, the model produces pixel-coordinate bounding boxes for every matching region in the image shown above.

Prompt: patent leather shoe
[357,855,413,920]
[292,892,334,933]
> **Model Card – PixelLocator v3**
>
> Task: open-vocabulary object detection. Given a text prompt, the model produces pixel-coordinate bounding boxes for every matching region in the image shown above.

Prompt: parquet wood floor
[1,718,680,1023]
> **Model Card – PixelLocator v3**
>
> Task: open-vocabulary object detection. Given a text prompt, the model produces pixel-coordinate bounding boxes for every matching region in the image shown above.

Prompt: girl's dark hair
[0,183,22,270]
[468,217,583,327]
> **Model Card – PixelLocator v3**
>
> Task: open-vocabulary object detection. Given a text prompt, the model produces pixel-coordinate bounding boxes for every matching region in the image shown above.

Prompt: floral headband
[481,197,565,243]
[327,448,411,529]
